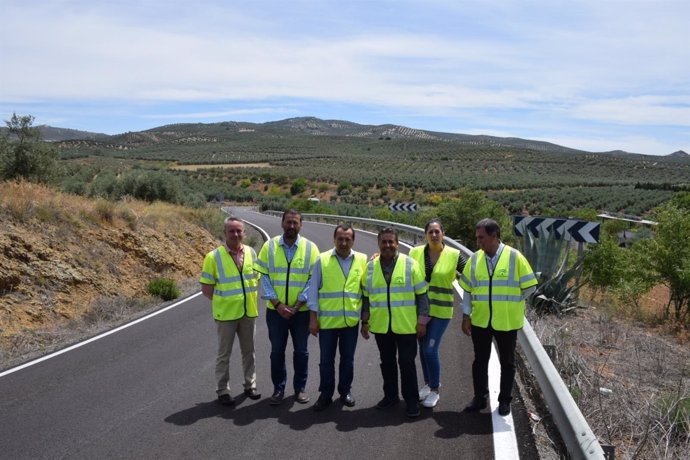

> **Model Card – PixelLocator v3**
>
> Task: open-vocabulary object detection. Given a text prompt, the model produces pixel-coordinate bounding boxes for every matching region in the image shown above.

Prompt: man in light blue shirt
[306,224,367,411]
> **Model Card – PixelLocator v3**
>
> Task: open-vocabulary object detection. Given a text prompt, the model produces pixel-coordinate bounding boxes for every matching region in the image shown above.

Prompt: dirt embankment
[0,181,221,366]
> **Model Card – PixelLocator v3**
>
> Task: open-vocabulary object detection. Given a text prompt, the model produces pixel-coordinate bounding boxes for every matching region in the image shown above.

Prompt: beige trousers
[215,316,256,395]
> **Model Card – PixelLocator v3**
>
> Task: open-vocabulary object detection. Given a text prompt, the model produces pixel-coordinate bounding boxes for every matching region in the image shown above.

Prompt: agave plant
[521,225,586,315]
[529,256,586,315]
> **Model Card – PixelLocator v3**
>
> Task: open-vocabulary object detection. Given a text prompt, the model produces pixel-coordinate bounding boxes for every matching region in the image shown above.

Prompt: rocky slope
[0,181,220,364]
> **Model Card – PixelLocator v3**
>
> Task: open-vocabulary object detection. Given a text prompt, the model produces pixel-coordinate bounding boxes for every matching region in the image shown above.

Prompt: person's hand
[277,304,294,319]
[416,323,427,338]
[369,252,379,261]
[309,317,319,337]
[360,323,370,340]
[461,315,472,336]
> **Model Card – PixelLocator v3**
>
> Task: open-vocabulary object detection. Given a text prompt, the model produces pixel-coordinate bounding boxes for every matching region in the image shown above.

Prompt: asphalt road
[0,207,522,460]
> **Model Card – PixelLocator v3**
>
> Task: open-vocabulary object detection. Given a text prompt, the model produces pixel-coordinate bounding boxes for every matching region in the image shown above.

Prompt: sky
[1,0,689,156]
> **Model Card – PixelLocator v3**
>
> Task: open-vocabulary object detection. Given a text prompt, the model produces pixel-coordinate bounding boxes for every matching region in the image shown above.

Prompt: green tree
[583,236,624,292]
[640,202,690,323]
[419,188,510,250]
[0,113,59,183]
[290,178,307,196]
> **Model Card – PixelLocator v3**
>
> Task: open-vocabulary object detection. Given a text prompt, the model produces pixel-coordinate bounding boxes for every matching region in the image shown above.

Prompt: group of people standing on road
[199,209,537,419]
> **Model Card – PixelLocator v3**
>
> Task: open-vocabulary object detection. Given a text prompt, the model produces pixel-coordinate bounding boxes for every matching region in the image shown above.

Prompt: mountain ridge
[25,116,682,157]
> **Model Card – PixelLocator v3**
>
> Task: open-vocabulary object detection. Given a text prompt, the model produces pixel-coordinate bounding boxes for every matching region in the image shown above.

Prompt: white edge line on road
[489,341,520,459]
[0,292,203,379]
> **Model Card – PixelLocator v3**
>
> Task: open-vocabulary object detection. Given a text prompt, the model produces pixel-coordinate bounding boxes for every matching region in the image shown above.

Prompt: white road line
[0,292,203,379]
[489,341,520,459]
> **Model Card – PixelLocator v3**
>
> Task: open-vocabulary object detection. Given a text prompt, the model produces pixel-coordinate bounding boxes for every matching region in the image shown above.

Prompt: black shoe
[498,402,511,416]
[375,396,400,410]
[217,394,235,406]
[313,398,333,412]
[295,391,310,404]
[244,388,261,400]
[406,402,421,418]
[339,393,356,407]
[269,390,284,406]
[464,397,487,412]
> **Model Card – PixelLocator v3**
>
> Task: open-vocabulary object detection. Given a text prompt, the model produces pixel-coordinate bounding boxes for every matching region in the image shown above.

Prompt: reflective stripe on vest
[366,255,424,334]
[317,251,367,329]
[209,246,259,321]
[409,245,459,319]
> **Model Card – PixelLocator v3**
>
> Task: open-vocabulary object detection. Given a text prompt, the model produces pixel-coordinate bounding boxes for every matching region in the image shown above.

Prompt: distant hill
[28,116,685,158]
[36,125,109,142]
[41,117,591,153]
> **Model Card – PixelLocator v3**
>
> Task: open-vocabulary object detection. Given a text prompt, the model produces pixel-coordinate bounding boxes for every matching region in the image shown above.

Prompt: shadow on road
[166,395,492,440]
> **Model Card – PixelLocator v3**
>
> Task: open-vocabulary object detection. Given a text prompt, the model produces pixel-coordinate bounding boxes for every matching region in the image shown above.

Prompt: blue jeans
[418,317,450,389]
[318,326,358,400]
[265,309,310,393]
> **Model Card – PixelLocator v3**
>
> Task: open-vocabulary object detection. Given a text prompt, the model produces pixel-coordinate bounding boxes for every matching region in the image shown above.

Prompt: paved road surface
[0,207,531,459]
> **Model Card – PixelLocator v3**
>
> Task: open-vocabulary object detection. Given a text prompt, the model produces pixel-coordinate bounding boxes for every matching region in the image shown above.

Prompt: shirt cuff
[417,315,431,325]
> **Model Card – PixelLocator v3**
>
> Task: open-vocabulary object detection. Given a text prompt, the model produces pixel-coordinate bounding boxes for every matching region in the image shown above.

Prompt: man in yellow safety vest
[361,227,430,418]
[459,218,537,416]
[307,224,367,411]
[255,209,319,406]
[200,217,261,406]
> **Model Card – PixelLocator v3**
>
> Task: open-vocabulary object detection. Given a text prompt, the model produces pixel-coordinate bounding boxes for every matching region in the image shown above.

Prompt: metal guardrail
[263,210,605,460]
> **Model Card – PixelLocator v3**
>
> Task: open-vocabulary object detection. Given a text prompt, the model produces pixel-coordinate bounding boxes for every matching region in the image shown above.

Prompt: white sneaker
[422,391,440,408]
[418,384,431,401]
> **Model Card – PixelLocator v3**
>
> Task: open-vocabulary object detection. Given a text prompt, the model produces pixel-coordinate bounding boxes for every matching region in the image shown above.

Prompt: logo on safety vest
[496,268,508,278]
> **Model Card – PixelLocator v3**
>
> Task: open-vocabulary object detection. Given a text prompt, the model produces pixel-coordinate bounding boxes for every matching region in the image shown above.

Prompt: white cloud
[1,0,689,154]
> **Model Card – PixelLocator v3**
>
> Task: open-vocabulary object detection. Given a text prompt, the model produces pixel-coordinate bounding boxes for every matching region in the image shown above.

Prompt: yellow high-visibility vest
[363,254,427,334]
[255,236,319,311]
[317,250,368,329]
[200,246,259,320]
[409,245,460,319]
[458,245,537,331]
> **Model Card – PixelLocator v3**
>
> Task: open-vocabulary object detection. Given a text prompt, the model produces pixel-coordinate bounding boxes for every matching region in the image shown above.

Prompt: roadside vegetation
[2,114,689,458]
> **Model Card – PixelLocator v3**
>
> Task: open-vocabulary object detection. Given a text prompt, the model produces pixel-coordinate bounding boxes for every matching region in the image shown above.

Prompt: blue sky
[1,0,689,155]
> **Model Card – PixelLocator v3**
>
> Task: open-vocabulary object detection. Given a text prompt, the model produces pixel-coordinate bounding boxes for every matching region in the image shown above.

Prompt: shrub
[147,278,180,301]
[94,199,115,223]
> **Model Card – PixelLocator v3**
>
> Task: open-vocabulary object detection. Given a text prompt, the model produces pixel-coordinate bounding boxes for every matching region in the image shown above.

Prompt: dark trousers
[470,325,518,403]
[374,331,418,404]
[266,309,309,393]
[318,326,359,400]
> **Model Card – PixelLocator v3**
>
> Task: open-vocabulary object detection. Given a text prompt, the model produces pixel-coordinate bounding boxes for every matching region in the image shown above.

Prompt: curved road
[0,207,536,459]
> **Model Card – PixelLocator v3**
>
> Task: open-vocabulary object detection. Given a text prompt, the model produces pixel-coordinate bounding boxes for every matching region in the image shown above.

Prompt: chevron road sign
[513,216,600,243]
[388,202,418,212]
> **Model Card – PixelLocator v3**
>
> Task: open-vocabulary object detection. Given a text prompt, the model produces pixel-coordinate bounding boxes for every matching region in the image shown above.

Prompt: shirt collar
[279,234,301,248]
[330,248,354,260]
[225,243,244,255]
[487,242,505,261]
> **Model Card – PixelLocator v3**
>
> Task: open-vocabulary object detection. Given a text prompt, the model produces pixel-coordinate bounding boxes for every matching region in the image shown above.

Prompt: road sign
[513,216,600,243]
[388,202,418,212]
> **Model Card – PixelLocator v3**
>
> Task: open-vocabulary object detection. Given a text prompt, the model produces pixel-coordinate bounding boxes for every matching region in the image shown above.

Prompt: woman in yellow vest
[409,218,466,408]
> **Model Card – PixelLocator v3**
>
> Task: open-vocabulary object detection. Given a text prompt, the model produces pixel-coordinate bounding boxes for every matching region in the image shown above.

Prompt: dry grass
[0,180,221,370]
[525,299,690,459]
